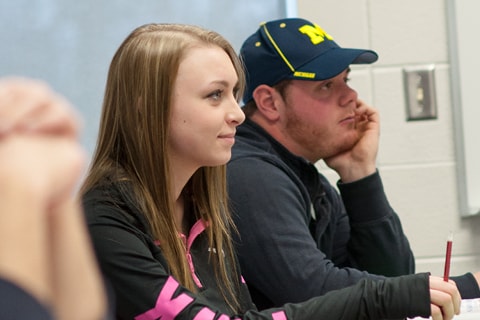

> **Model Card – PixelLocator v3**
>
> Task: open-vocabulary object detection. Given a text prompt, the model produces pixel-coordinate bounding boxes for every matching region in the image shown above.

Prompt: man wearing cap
[226,17,480,310]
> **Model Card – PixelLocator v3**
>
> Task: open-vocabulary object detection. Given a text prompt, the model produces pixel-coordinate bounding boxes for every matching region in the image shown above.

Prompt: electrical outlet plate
[403,65,437,121]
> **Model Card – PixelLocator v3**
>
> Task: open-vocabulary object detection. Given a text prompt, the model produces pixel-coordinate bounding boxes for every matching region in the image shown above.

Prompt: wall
[297,0,480,276]
[447,0,480,217]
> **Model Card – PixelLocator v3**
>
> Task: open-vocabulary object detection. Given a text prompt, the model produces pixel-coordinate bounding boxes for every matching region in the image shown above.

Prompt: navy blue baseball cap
[240,18,378,103]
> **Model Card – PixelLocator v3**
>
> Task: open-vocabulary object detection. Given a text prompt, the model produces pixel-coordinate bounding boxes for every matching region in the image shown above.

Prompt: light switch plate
[403,65,437,121]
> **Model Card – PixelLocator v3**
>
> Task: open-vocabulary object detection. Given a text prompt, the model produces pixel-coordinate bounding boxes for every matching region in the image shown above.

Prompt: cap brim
[292,47,378,81]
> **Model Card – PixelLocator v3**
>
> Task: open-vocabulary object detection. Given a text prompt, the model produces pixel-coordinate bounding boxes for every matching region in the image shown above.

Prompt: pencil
[443,232,453,282]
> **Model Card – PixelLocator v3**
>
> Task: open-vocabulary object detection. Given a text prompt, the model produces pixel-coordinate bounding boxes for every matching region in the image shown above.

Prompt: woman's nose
[227,100,245,125]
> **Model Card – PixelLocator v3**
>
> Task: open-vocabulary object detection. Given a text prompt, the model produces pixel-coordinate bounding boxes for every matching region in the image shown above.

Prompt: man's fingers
[0,77,80,139]
[0,135,86,206]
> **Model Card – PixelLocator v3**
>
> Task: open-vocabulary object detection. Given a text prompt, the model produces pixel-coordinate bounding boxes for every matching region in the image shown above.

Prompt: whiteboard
[447,0,480,216]
[0,0,288,158]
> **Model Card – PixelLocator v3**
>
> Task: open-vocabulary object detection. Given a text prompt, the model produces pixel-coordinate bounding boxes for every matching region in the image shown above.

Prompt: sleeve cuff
[450,272,480,299]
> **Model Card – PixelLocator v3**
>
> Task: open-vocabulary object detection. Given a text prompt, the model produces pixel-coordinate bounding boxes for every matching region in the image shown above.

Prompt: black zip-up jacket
[227,119,479,310]
[82,182,432,319]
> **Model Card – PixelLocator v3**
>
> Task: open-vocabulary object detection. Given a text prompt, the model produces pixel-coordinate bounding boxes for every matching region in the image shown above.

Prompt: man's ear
[252,84,281,121]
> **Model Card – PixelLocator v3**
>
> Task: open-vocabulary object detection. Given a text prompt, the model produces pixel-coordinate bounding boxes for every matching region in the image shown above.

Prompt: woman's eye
[208,89,223,100]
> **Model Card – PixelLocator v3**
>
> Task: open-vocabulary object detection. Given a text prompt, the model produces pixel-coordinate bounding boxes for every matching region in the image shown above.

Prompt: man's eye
[321,82,333,90]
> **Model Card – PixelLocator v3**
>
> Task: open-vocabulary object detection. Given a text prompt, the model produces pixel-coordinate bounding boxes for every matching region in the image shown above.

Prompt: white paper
[408,298,480,319]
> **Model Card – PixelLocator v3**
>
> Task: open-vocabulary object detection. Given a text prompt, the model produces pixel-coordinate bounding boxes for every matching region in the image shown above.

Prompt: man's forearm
[0,186,51,305]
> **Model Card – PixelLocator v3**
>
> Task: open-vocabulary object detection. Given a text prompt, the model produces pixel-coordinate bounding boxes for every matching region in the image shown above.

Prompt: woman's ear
[252,85,281,121]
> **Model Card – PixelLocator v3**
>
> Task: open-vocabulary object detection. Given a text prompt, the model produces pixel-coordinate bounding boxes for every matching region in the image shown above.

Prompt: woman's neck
[171,161,198,235]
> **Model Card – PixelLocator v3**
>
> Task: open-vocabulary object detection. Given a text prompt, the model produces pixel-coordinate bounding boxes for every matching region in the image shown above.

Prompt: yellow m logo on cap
[298,24,334,45]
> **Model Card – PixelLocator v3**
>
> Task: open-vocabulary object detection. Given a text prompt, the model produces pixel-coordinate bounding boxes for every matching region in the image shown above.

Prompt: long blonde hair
[81,23,245,311]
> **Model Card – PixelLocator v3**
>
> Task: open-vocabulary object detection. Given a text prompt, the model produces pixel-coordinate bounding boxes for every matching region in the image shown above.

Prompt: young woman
[81,23,460,320]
